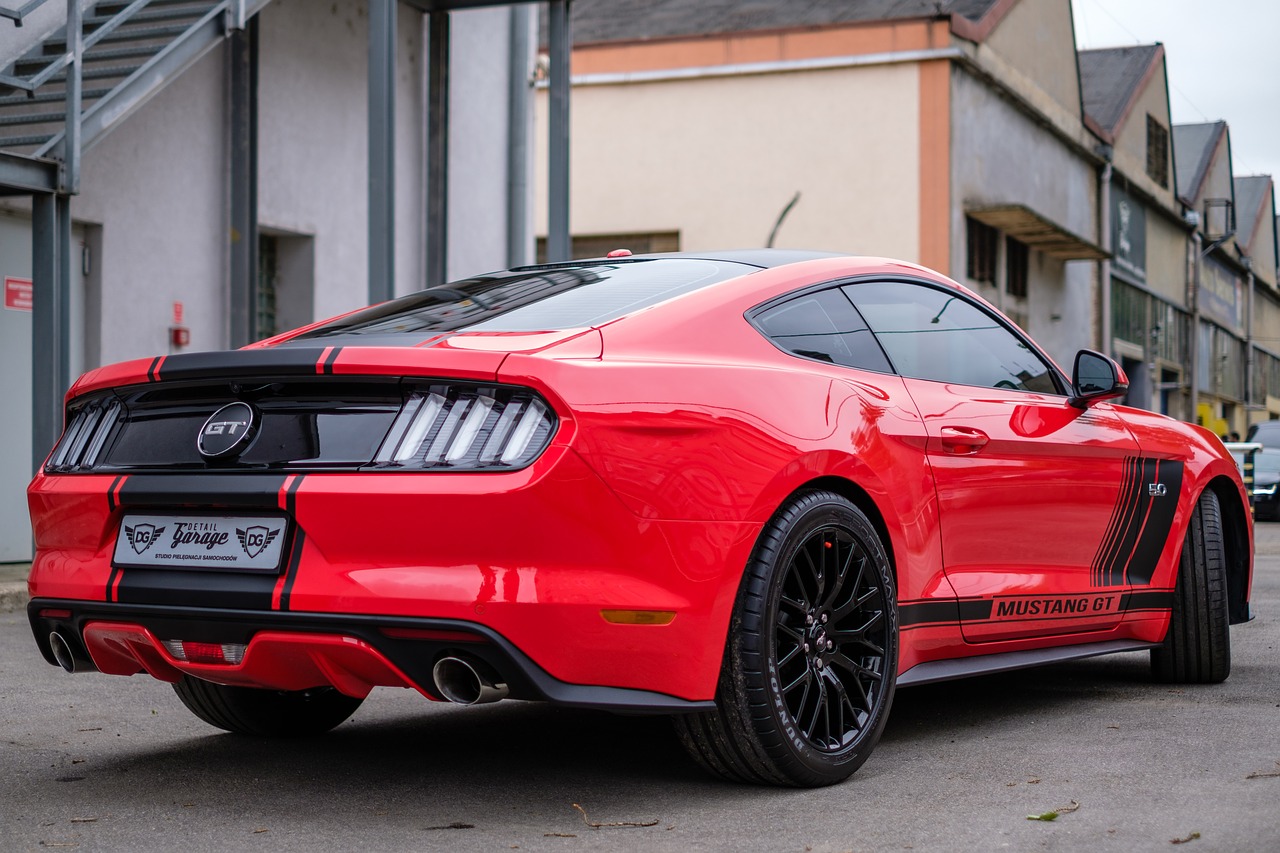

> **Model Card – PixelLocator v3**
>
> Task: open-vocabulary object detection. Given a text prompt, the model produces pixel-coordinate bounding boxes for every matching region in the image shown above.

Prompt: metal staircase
[0,0,265,168]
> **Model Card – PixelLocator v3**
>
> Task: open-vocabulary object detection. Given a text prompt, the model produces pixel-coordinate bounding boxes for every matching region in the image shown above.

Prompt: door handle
[940,426,989,454]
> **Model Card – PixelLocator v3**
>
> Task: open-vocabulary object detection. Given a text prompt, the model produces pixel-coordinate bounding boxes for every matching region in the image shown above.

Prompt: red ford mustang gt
[27,251,1253,787]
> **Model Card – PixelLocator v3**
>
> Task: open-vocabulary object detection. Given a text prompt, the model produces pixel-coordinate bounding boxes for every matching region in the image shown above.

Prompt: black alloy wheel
[674,490,898,787]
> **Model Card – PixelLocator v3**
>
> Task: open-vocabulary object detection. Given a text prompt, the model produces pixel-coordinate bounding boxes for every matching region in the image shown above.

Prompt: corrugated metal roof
[1234,175,1273,254]
[1077,45,1160,139]
[554,0,1003,46]
[1173,121,1225,206]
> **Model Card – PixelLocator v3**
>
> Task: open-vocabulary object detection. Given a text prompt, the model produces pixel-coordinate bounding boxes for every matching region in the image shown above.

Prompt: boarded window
[1006,236,1028,299]
[1146,115,1169,189]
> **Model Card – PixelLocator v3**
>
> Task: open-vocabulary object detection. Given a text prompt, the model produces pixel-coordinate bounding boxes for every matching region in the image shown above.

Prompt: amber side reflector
[600,610,676,625]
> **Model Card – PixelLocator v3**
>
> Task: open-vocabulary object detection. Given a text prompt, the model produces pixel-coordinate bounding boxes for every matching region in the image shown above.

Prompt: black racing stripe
[152,349,337,382]
[1092,456,1137,586]
[104,476,126,602]
[106,475,124,513]
[146,357,162,382]
[118,474,289,511]
[957,599,994,621]
[1124,460,1185,586]
[1105,457,1158,587]
[1121,590,1175,611]
[278,529,305,612]
[1093,456,1144,587]
[114,568,276,610]
[321,347,342,375]
[899,600,959,627]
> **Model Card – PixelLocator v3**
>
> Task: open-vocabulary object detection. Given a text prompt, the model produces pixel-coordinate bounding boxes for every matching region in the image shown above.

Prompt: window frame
[749,276,1070,396]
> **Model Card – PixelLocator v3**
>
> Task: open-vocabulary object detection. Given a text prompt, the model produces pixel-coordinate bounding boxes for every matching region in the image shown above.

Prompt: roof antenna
[766,191,801,248]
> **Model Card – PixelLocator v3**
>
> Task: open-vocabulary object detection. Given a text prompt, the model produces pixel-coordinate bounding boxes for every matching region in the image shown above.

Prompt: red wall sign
[4,276,32,312]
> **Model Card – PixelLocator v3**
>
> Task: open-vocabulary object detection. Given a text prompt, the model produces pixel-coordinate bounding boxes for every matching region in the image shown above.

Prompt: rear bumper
[27,599,716,713]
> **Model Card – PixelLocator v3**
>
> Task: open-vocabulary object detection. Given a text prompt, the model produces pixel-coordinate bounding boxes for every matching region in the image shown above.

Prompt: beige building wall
[1144,216,1189,307]
[534,62,922,259]
[1111,61,1177,211]
[982,0,1081,115]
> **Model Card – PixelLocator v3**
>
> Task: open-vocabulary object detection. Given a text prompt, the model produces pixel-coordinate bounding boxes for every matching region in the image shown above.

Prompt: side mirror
[1069,350,1128,408]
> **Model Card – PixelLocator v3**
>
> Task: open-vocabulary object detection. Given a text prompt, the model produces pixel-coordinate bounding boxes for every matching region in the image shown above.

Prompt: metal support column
[506,4,533,268]
[61,0,81,194]
[426,10,449,286]
[31,193,71,473]
[546,0,571,262]
[229,17,259,348]
[368,0,396,302]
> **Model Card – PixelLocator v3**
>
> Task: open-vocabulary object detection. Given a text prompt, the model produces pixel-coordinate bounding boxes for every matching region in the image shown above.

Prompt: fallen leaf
[424,823,475,831]
[544,833,577,838]
[1027,811,1059,822]
[76,728,102,733]
[1245,762,1280,780]
[252,829,269,834]
[1171,831,1201,844]
[1058,801,1081,815]
[572,803,659,829]
[69,818,97,824]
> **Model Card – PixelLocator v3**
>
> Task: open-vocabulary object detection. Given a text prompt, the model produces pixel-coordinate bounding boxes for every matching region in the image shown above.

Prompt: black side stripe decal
[1120,590,1175,611]
[1092,457,1184,588]
[278,476,306,611]
[321,347,342,375]
[146,357,162,382]
[900,599,993,627]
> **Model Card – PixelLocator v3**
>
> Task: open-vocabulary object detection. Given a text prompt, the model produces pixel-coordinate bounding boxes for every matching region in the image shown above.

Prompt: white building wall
[73,48,229,364]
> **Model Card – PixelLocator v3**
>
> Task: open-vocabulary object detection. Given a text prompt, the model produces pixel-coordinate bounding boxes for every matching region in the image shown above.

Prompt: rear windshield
[291,258,756,339]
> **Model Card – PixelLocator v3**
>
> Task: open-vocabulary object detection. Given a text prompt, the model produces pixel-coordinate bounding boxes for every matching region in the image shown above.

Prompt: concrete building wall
[535,62,922,260]
[72,48,228,364]
[982,0,1081,115]
[1145,213,1189,307]
[949,65,1097,365]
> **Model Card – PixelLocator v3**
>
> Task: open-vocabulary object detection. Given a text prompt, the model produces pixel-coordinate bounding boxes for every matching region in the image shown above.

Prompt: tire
[173,676,363,736]
[674,490,898,787]
[1150,489,1231,684]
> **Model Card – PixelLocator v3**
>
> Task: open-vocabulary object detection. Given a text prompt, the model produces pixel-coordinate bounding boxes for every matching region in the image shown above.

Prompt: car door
[845,279,1147,643]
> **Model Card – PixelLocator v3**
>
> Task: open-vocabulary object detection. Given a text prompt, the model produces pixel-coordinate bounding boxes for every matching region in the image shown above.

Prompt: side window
[844,281,1061,394]
[753,287,892,373]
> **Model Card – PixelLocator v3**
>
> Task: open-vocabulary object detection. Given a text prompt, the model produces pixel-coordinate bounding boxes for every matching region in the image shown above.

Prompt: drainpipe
[1098,158,1112,357]
[506,4,533,267]
[1245,258,1255,415]
[1189,230,1201,422]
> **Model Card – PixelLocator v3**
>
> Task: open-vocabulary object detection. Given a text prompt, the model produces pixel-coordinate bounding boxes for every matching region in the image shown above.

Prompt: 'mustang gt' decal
[992,593,1123,621]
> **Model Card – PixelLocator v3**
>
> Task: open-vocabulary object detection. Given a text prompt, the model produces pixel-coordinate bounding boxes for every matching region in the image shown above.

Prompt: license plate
[112,513,290,572]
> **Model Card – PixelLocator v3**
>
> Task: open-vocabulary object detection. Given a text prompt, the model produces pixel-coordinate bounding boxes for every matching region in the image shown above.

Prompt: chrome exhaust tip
[49,632,80,673]
[432,655,509,705]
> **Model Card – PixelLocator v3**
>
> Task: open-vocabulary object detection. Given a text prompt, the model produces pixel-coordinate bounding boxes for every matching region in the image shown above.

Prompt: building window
[965,216,997,284]
[1005,236,1028,299]
[1146,115,1169,188]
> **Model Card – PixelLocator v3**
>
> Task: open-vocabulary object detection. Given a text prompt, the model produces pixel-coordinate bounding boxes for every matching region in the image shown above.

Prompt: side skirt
[897,639,1159,688]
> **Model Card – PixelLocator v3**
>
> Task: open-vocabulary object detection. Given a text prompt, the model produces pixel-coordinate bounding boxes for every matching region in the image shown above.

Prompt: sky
[1072,0,1280,186]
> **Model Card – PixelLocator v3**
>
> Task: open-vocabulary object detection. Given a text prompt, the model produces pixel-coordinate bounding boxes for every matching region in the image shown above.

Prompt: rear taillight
[45,397,122,473]
[373,384,556,470]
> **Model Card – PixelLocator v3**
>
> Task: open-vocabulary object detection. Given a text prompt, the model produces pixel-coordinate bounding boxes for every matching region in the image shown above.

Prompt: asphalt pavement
[1,533,1278,852]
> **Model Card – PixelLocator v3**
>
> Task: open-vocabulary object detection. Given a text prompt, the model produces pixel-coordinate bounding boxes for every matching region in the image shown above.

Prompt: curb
[0,582,29,614]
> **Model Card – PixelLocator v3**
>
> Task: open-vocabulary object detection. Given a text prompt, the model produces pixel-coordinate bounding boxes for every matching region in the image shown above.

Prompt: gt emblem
[1148,483,1168,497]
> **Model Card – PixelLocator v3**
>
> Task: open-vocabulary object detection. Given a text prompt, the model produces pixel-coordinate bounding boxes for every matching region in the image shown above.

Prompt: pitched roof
[556,0,1005,46]
[1234,175,1273,256]
[1077,44,1162,142]
[1173,121,1226,206]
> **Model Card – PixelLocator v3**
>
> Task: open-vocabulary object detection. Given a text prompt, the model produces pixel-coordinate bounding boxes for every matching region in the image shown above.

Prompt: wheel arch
[1205,474,1253,624]
[780,475,899,588]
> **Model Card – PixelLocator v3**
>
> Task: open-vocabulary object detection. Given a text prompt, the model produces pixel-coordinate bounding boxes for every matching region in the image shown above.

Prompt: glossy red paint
[27,253,1253,712]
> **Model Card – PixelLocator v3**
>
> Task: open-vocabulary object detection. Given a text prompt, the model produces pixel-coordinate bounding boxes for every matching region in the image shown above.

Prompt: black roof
[1078,44,1161,139]
[1233,175,1273,254]
[548,0,1003,45]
